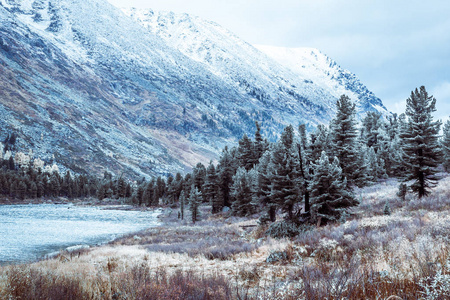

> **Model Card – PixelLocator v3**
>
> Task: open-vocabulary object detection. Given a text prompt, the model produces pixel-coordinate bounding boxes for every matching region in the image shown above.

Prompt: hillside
[0,0,387,178]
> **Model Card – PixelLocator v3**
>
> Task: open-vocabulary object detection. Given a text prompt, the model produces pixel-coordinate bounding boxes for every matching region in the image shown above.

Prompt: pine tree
[50,172,61,197]
[231,167,256,216]
[154,176,165,203]
[297,124,311,214]
[62,171,72,197]
[17,180,27,200]
[237,133,255,170]
[189,186,202,224]
[30,181,38,199]
[400,86,441,198]
[165,176,176,205]
[366,146,387,182]
[256,151,277,222]
[193,163,206,189]
[203,163,220,213]
[136,184,144,206]
[268,125,301,220]
[330,95,361,186]
[143,180,155,206]
[173,172,184,202]
[442,120,450,172]
[179,190,186,220]
[309,124,330,163]
[361,111,383,151]
[192,163,206,201]
[253,121,266,163]
[217,147,234,208]
[309,151,358,225]
[183,173,193,198]
[116,177,126,199]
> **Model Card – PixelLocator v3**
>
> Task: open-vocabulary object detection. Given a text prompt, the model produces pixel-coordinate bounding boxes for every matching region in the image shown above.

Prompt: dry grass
[1,177,450,299]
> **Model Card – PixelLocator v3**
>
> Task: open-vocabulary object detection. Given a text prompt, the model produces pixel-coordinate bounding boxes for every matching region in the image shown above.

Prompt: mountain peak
[255,44,387,114]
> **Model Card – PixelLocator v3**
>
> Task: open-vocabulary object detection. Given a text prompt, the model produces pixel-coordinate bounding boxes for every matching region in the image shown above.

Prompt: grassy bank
[1,177,449,299]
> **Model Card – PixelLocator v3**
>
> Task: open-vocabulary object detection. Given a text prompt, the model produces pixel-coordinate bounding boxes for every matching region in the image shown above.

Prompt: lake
[0,204,160,264]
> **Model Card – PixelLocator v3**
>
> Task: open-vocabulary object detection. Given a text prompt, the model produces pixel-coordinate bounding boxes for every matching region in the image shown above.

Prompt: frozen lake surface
[0,204,160,264]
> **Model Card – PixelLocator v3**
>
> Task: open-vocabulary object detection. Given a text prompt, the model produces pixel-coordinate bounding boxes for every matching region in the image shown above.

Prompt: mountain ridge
[0,0,388,178]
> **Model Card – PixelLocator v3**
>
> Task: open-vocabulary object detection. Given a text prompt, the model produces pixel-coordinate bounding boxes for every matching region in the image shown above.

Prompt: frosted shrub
[420,270,450,299]
[265,220,300,239]
[311,238,342,261]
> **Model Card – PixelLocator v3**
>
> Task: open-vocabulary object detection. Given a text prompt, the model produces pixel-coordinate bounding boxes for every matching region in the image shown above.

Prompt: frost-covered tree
[366,146,387,182]
[189,186,202,224]
[309,124,330,164]
[309,151,357,225]
[217,146,234,208]
[268,125,301,220]
[154,176,166,203]
[442,120,450,172]
[237,133,255,171]
[203,163,220,213]
[165,176,175,204]
[145,178,157,206]
[231,167,256,216]
[253,121,267,163]
[330,95,361,186]
[192,163,206,200]
[400,86,441,198]
[361,111,383,151]
[116,176,126,199]
[256,151,277,222]
[297,124,311,214]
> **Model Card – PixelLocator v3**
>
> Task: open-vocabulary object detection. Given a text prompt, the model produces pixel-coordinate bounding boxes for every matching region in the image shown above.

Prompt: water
[0,204,160,264]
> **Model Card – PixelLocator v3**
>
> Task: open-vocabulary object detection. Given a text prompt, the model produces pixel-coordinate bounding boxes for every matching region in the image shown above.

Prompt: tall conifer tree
[298,124,311,214]
[330,95,361,186]
[231,167,256,216]
[401,86,441,198]
[189,186,202,224]
[204,163,220,213]
[268,125,301,220]
[256,151,277,222]
[217,147,234,208]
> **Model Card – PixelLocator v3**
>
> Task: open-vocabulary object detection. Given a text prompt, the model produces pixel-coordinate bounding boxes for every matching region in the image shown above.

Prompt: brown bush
[1,263,233,300]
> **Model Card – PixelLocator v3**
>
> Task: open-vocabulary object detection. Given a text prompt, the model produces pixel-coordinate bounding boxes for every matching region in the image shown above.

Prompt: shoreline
[0,204,165,266]
[0,197,161,211]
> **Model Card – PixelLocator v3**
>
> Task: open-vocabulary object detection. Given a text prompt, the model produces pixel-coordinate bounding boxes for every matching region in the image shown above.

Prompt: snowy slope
[255,45,387,114]
[123,8,337,121]
[123,8,388,117]
[0,0,389,178]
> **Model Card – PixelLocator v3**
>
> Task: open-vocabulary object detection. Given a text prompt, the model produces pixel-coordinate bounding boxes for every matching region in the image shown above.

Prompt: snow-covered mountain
[254,45,387,114]
[0,0,388,178]
[123,8,387,118]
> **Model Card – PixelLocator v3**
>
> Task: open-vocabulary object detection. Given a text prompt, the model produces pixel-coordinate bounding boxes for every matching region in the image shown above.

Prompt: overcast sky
[108,0,450,121]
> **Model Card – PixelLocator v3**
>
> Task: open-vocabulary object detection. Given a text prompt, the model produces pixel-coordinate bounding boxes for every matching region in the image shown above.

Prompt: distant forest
[2,86,449,227]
